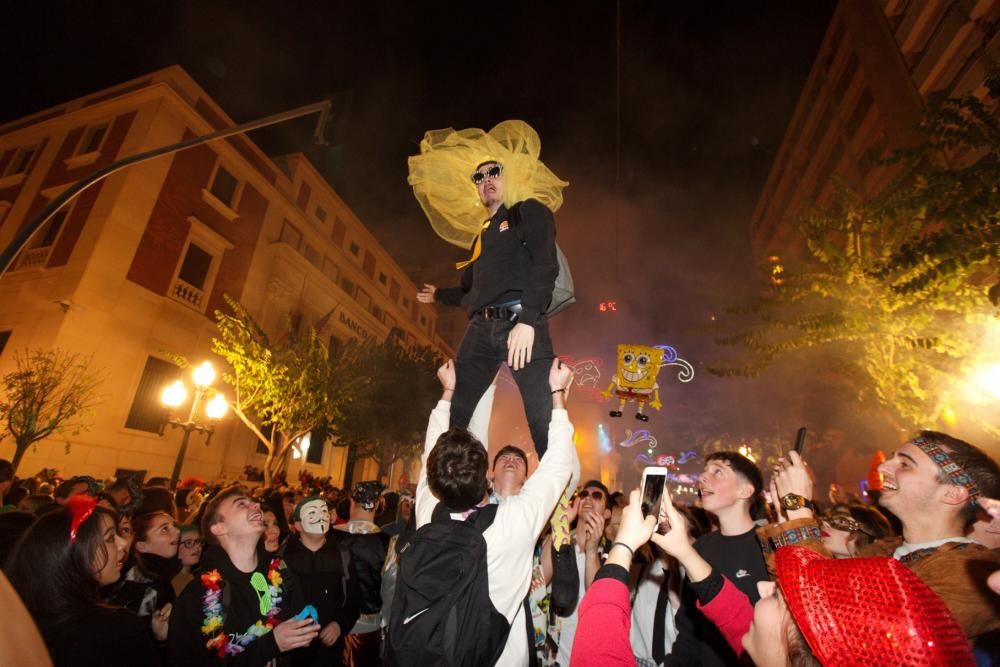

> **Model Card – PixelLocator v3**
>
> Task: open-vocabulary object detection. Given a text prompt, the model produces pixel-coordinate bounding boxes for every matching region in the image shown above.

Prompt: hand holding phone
[640,466,668,519]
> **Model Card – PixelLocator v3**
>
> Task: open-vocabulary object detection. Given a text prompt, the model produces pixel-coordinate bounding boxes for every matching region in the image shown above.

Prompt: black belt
[479,302,522,322]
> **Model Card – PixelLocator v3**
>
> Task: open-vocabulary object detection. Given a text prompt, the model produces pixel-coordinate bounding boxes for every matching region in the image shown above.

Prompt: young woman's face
[262,510,281,548]
[135,513,180,558]
[820,519,852,557]
[177,530,203,567]
[117,514,134,553]
[742,581,791,667]
[93,514,129,586]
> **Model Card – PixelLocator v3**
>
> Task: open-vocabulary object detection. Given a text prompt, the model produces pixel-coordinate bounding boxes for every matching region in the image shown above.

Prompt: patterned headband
[910,436,982,502]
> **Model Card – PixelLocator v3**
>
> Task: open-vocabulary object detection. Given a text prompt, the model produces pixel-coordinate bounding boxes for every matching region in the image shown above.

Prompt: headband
[911,436,981,502]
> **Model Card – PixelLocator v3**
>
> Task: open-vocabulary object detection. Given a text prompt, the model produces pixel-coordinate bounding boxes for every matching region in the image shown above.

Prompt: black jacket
[281,532,362,634]
[436,199,558,326]
[167,544,305,666]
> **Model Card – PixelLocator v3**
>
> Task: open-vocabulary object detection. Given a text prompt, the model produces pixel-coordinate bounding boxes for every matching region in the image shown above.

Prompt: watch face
[782,494,803,510]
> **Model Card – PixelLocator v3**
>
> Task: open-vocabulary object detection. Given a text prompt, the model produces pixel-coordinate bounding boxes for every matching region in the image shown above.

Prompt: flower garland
[201,557,284,658]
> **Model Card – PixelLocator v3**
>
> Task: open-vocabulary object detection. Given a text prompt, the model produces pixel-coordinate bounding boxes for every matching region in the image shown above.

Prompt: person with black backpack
[386,358,579,667]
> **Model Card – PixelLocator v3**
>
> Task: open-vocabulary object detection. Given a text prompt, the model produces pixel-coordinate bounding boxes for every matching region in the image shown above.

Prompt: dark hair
[261,502,289,545]
[493,445,529,470]
[608,491,627,509]
[200,486,245,544]
[0,459,13,484]
[54,478,88,501]
[427,428,488,512]
[706,451,764,497]
[829,502,896,553]
[21,494,56,516]
[133,487,177,519]
[145,477,170,489]
[4,486,28,507]
[0,511,36,566]
[7,504,118,642]
[336,498,351,522]
[916,431,1000,528]
[580,480,611,506]
[675,504,710,542]
[130,510,173,544]
[785,612,821,667]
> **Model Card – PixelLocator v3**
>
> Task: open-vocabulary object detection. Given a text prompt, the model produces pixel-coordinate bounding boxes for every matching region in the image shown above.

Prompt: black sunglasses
[471,164,503,184]
[576,489,605,501]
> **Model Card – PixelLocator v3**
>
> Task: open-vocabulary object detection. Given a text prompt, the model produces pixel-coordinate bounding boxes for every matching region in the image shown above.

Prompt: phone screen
[641,472,668,517]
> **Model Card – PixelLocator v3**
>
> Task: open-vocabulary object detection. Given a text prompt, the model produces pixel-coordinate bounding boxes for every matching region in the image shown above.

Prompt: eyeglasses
[576,490,605,501]
[179,539,205,548]
[470,164,503,185]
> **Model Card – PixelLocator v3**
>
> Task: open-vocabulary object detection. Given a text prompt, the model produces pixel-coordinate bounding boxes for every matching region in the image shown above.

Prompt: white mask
[298,499,330,535]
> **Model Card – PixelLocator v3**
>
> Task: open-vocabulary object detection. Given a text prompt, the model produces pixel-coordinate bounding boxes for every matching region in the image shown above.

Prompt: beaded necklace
[201,557,284,658]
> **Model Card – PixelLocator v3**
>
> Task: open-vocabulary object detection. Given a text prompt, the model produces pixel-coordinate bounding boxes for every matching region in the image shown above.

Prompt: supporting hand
[416,284,437,303]
[437,359,456,401]
[507,323,535,371]
[273,618,320,652]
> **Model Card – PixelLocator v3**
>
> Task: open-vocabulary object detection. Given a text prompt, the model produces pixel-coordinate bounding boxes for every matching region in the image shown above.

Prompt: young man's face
[493,452,527,492]
[877,442,961,522]
[699,459,752,513]
[474,162,504,209]
[296,499,330,535]
[579,486,609,518]
[213,495,265,541]
[605,505,623,542]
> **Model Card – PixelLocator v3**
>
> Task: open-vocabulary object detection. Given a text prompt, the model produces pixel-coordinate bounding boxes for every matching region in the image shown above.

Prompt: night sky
[8,2,887,484]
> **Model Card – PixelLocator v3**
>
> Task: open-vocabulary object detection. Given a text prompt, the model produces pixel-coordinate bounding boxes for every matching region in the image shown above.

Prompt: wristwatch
[780,493,816,512]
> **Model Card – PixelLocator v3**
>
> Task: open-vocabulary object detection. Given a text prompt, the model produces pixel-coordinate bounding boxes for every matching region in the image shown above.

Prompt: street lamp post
[161,361,229,490]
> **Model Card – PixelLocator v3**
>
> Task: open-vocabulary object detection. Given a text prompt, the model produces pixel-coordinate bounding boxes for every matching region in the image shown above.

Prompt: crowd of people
[0,357,998,666]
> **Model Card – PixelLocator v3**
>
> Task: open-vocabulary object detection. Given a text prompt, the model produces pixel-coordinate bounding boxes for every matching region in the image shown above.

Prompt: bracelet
[610,542,634,557]
[551,388,566,395]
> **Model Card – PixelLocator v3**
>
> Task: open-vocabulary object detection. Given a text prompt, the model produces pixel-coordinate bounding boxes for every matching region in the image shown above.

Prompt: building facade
[0,66,450,486]
[750,0,1000,264]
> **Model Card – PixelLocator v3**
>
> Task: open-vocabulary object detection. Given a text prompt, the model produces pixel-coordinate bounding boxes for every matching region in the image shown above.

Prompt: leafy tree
[0,349,102,473]
[708,77,1000,436]
[333,329,443,476]
[873,68,1000,302]
[181,296,365,486]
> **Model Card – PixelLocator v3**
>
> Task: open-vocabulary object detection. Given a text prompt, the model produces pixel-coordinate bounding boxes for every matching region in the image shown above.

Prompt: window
[321,256,340,283]
[4,146,37,177]
[402,296,410,308]
[420,314,427,326]
[349,240,360,257]
[177,242,212,289]
[356,288,373,310]
[384,314,397,330]
[378,272,387,286]
[306,437,324,465]
[390,279,401,301]
[0,331,10,357]
[833,54,859,100]
[331,217,346,246]
[125,357,178,433]
[209,165,239,208]
[371,304,384,321]
[302,242,321,269]
[845,88,873,137]
[279,220,302,250]
[77,123,108,155]
[339,275,355,296]
[14,207,71,271]
[315,206,327,223]
[363,250,376,278]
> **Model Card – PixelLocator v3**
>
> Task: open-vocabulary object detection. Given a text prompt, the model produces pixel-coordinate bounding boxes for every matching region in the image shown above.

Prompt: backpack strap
[524,595,539,667]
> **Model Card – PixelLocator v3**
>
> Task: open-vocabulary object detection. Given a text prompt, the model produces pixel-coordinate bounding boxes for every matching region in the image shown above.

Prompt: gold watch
[780,493,816,512]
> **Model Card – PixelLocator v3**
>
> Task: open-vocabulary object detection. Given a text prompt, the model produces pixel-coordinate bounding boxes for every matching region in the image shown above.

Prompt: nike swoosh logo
[403,608,430,624]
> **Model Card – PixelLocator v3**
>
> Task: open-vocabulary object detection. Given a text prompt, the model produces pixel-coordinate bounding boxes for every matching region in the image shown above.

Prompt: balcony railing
[12,246,52,271]
[170,277,205,310]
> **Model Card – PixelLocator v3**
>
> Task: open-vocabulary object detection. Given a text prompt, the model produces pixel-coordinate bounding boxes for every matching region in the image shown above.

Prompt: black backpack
[385,503,511,667]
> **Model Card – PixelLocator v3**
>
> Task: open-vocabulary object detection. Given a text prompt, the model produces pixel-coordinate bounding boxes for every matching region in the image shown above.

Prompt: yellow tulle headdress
[407,120,569,250]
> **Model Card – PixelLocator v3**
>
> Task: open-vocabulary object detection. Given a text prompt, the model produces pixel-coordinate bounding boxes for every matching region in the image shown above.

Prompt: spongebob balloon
[601,344,665,421]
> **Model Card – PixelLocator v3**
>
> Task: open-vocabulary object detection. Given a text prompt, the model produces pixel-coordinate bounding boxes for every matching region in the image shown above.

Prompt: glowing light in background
[597,424,613,454]
[655,344,695,382]
[970,363,1000,402]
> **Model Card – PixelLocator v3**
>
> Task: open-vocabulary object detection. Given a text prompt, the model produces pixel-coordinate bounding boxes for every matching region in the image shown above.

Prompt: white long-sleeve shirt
[416,385,579,667]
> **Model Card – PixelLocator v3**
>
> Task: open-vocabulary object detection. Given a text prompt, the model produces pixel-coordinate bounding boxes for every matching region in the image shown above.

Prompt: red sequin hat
[775,546,974,666]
